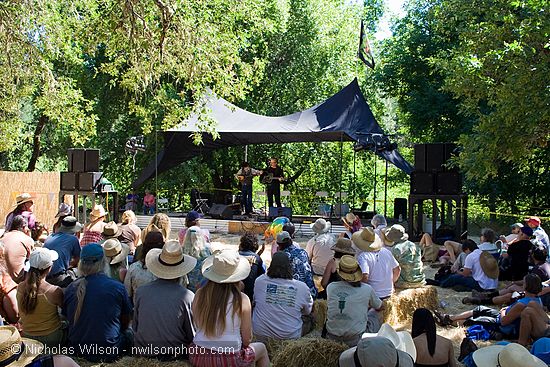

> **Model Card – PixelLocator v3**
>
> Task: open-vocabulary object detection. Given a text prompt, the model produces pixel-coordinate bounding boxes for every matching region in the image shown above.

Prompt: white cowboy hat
[310,218,331,234]
[352,227,382,252]
[103,239,130,265]
[473,343,545,367]
[362,323,417,362]
[146,240,197,280]
[0,326,44,367]
[89,204,107,220]
[201,249,251,284]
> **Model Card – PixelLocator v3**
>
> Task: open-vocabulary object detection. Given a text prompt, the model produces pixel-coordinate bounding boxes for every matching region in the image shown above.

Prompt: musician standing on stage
[235,162,262,215]
[265,158,285,208]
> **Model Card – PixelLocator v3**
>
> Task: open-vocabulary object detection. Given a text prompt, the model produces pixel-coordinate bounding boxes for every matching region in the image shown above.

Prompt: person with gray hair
[371,214,387,237]
[62,243,133,362]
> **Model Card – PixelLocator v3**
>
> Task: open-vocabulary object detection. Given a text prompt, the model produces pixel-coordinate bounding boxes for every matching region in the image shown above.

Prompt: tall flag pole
[358,19,375,69]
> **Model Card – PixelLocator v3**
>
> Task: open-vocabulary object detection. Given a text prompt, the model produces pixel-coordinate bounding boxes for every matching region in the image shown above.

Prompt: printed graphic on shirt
[337,291,349,313]
[266,284,297,307]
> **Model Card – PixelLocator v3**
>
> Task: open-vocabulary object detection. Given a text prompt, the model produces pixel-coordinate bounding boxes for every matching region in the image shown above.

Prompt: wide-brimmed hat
[102,239,129,265]
[55,203,73,218]
[310,218,331,234]
[479,251,499,279]
[102,221,122,238]
[339,337,414,367]
[59,216,83,234]
[352,227,382,252]
[146,240,197,280]
[0,325,44,366]
[362,323,417,362]
[202,249,251,284]
[383,224,409,244]
[337,255,363,282]
[12,193,35,209]
[473,343,545,367]
[331,238,356,255]
[342,212,358,226]
[90,204,107,220]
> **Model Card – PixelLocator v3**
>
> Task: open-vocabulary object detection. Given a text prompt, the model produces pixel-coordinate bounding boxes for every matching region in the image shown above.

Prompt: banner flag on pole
[358,19,375,69]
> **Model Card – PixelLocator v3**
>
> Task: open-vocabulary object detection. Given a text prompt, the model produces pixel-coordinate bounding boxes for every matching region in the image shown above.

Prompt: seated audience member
[371,214,387,237]
[276,231,317,298]
[306,218,336,275]
[117,210,141,255]
[436,274,543,340]
[325,255,382,346]
[319,238,356,299]
[17,248,65,347]
[353,227,400,299]
[182,226,212,292]
[3,215,34,283]
[426,240,478,287]
[500,222,524,246]
[253,252,313,341]
[340,213,362,240]
[52,203,73,234]
[518,300,550,347]
[44,216,81,288]
[63,243,133,362]
[385,225,425,287]
[499,226,534,281]
[190,250,270,367]
[5,193,36,232]
[133,241,197,360]
[140,213,171,244]
[339,336,414,367]
[526,216,549,252]
[472,342,546,367]
[79,205,106,246]
[178,211,210,246]
[0,325,80,367]
[31,222,49,246]
[102,221,122,241]
[103,238,130,283]
[440,242,499,292]
[124,231,163,304]
[0,243,18,324]
[412,308,457,367]
[238,233,265,300]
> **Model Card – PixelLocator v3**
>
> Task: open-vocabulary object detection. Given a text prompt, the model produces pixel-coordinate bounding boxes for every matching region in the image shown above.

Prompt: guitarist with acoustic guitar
[261,158,285,208]
[235,162,263,215]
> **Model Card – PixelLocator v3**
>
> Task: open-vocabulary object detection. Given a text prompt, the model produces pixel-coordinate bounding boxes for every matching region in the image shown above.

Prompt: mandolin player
[235,162,263,215]
[262,157,285,208]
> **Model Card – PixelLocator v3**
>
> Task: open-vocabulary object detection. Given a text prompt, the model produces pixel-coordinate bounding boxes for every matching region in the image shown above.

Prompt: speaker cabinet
[68,149,86,172]
[411,172,435,194]
[78,172,103,192]
[268,207,292,220]
[60,172,77,191]
[394,198,407,220]
[436,171,462,194]
[209,203,240,219]
[414,144,427,172]
[85,149,100,172]
[426,144,446,171]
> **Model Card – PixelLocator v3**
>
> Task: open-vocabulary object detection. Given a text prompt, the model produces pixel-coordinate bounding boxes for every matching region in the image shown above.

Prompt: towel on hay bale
[271,338,348,367]
[383,285,438,326]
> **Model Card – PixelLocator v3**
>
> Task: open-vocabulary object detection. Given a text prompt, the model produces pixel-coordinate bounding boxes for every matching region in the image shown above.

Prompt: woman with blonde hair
[190,249,269,367]
[182,226,212,292]
[80,204,107,246]
[140,213,171,243]
[118,210,141,255]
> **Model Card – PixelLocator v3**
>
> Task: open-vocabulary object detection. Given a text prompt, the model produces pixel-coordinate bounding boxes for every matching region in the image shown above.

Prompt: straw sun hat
[479,251,499,279]
[473,343,545,367]
[351,227,382,252]
[89,204,107,220]
[201,249,251,284]
[12,193,35,209]
[336,255,362,282]
[0,325,44,366]
[330,238,356,255]
[381,224,409,246]
[146,240,197,280]
[103,239,130,265]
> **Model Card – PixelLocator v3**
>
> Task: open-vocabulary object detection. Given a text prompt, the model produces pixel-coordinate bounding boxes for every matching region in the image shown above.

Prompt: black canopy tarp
[133,78,413,188]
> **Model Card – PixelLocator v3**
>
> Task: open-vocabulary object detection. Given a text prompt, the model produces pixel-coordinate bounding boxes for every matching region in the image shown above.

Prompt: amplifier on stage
[268,207,292,220]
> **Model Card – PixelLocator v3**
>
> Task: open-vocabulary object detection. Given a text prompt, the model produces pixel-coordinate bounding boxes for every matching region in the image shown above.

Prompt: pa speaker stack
[411,143,462,195]
[61,148,102,192]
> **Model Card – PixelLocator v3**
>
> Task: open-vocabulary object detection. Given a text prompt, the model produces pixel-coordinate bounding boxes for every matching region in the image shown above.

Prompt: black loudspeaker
[68,149,86,172]
[209,203,240,219]
[60,172,77,191]
[78,172,103,192]
[394,198,407,220]
[426,144,446,171]
[436,171,462,194]
[85,149,100,172]
[414,144,427,172]
[268,207,292,220]
[411,172,435,194]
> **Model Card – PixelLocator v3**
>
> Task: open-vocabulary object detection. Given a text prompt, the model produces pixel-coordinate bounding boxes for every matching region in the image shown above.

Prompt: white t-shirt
[356,247,399,298]
[305,233,336,275]
[326,281,382,338]
[464,249,498,290]
[252,275,313,340]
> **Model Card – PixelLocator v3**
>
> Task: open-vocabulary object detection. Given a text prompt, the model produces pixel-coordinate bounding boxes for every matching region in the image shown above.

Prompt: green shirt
[391,240,425,284]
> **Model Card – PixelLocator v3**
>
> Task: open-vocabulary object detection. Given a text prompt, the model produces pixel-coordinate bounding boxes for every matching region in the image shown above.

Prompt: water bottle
[398,214,403,222]
[439,300,449,309]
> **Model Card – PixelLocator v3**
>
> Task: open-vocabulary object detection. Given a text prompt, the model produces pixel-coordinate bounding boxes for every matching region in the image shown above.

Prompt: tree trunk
[26,115,48,172]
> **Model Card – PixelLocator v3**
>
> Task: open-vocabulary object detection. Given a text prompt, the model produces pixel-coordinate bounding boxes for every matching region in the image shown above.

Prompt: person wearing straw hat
[16,248,65,348]
[325,255,383,346]
[103,238,130,283]
[353,227,400,299]
[52,203,73,234]
[44,216,82,288]
[101,221,122,241]
[277,231,317,298]
[411,308,457,367]
[62,243,133,362]
[80,204,107,247]
[318,237,357,299]
[385,224,425,288]
[341,212,362,240]
[5,193,36,233]
[252,252,313,341]
[133,240,197,359]
[473,342,546,367]
[190,249,270,367]
[305,218,336,275]
[2,216,34,284]
[339,336,414,367]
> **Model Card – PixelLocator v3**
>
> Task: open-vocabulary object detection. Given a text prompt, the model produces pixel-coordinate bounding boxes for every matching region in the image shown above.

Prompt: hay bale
[75,356,192,367]
[383,286,438,327]
[314,299,327,331]
[272,338,348,367]
[264,337,290,360]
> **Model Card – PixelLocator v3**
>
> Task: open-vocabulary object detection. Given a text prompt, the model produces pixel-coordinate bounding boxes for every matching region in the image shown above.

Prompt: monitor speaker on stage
[209,203,240,220]
[268,207,292,220]
[394,198,407,220]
